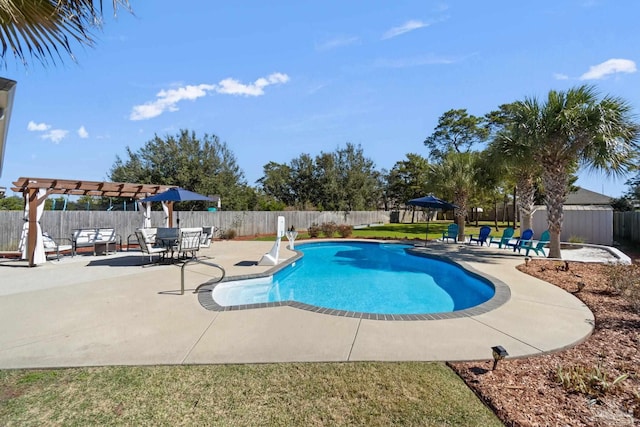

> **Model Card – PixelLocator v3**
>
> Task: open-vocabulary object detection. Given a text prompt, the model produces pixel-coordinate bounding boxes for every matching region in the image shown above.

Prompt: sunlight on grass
[253,221,510,243]
[0,363,501,426]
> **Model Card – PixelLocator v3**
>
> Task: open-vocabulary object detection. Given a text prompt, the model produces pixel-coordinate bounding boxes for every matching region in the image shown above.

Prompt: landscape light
[491,345,508,370]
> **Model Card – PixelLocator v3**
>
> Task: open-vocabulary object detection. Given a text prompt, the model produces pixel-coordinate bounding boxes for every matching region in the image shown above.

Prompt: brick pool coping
[197,242,511,321]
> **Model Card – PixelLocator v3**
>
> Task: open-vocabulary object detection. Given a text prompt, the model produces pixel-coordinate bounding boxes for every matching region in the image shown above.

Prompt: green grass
[0,363,502,426]
[254,221,512,242]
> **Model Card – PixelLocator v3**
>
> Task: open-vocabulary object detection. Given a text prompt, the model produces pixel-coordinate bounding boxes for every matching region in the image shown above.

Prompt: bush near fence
[0,211,390,251]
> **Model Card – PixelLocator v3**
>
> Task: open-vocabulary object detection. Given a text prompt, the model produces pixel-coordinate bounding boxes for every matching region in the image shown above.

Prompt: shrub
[605,264,640,312]
[307,223,321,238]
[568,235,585,244]
[221,229,236,240]
[337,224,353,238]
[556,363,628,397]
[320,221,338,238]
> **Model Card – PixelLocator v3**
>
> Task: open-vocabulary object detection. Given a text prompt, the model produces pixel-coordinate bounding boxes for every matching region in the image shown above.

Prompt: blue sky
[1,0,639,198]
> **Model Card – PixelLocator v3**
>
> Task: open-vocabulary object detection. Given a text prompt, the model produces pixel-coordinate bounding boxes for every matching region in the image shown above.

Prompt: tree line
[2,86,639,257]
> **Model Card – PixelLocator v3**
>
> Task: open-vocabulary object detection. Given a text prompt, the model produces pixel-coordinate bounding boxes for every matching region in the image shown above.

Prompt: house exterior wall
[532,205,613,245]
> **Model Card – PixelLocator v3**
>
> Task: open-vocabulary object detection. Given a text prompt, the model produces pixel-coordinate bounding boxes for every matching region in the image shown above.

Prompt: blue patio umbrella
[407,195,458,244]
[140,187,214,226]
[139,187,214,203]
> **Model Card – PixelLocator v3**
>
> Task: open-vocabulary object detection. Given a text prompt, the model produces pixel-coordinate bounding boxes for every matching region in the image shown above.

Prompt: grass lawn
[0,363,502,426]
[254,221,514,242]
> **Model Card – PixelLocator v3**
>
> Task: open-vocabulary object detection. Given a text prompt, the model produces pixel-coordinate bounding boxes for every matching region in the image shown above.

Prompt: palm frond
[0,0,131,68]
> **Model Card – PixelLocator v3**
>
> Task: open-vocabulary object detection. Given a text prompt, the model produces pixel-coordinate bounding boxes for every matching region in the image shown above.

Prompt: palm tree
[430,150,479,242]
[0,0,131,67]
[508,85,639,258]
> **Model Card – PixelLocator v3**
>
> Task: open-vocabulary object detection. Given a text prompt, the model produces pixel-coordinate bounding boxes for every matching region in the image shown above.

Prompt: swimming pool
[208,241,505,317]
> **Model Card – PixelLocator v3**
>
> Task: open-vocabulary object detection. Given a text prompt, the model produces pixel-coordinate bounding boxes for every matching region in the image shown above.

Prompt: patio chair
[175,230,202,260]
[488,227,515,249]
[505,228,534,252]
[519,230,550,257]
[135,230,167,263]
[442,223,458,243]
[200,226,214,248]
[468,226,492,246]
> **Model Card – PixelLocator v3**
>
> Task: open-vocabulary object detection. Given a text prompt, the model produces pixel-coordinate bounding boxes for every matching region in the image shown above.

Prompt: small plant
[307,223,321,238]
[555,363,629,397]
[605,263,640,312]
[220,229,237,240]
[568,235,585,244]
[320,221,338,238]
[337,224,353,238]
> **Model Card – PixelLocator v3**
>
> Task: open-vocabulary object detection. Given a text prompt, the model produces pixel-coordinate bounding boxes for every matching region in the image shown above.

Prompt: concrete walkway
[0,240,594,369]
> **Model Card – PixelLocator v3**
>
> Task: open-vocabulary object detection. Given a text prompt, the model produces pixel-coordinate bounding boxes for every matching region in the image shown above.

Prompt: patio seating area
[0,240,597,369]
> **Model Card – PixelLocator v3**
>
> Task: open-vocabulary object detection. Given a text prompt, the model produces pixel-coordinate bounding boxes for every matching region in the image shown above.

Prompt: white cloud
[553,73,569,80]
[216,73,290,96]
[579,58,637,80]
[130,73,290,121]
[316,36,359,51]
[77,126,89,138]
[41,129,68,144]
[382,20,428,40]
[130,84,215,120]
[27,121,50,131]
[374,53,468,68]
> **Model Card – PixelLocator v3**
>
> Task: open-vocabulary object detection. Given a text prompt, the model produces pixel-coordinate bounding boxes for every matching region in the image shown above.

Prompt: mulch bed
[450,253,640,426]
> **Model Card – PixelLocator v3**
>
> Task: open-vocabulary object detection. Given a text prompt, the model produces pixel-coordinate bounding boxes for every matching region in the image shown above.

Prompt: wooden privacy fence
[614,211,640,243]
[0,210,390,250]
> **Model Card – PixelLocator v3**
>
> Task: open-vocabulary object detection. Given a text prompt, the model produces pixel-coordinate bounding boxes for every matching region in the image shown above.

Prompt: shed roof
[565,187,612,205]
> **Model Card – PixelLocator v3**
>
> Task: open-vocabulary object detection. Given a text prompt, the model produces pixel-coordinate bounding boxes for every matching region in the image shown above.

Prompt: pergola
[11,177,175,267]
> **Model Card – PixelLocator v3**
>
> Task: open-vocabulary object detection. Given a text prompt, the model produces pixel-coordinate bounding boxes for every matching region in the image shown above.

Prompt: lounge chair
[468,226,492,246]
[135,230,167,263]
[442,223,459,243]
[519,230,550,257]
[488,227,515,249]
[505,228,534,252]
[18,230,72,261]
[43,233,73,260]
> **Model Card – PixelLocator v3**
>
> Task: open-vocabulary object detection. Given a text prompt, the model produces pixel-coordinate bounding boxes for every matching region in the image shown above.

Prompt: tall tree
[624,170,640,202]
[387,153,431,221]
[486,103,542,231]
[313,143,379,211]
[289,153,316,209]
[257,162,294,206]
[507,86,639,258]
[110,130,250,210]
[424,109,489,160]
[429,151,480,241]
[0,0,132,67]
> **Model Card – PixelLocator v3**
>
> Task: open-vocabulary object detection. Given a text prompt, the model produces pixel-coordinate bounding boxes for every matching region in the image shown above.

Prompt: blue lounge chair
[519,230,550,256]
[442,223,458,243]
[469,226,492,246]
[488,227,514,249]
[505,228,534,252]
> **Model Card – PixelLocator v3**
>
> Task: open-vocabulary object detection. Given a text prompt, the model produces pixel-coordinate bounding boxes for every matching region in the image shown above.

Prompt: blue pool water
[212,241,495,315]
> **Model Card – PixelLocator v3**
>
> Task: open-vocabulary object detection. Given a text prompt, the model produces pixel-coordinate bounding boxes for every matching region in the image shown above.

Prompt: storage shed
[531,187,613,245]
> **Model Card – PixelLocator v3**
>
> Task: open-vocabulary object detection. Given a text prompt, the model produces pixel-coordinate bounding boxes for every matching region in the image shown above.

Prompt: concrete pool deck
[0,240,597,369]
